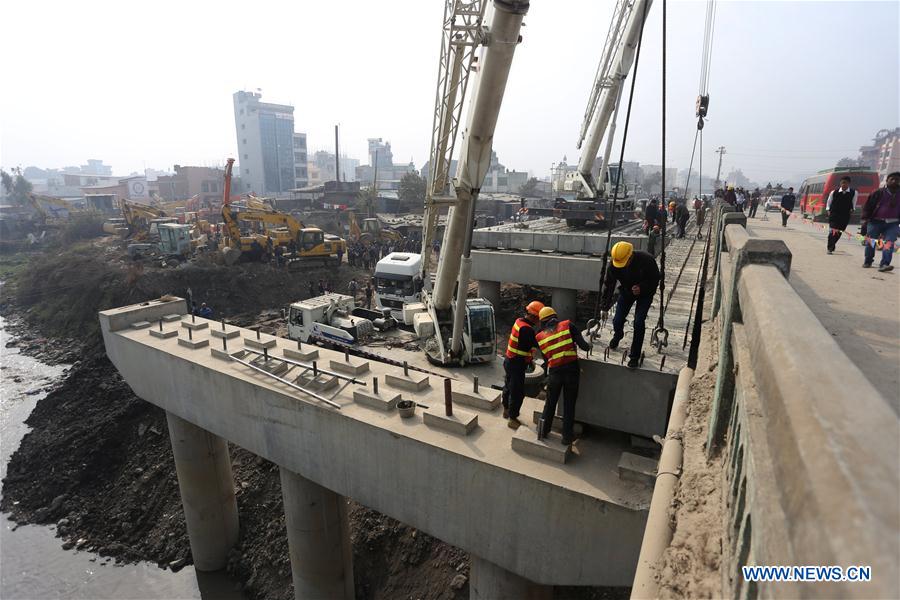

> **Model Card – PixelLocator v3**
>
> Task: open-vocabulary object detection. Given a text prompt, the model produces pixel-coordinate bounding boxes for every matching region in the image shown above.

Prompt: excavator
[26,193,77,227]
[347,210,403,246]
[219,158,347,266]
[415,0,530,366]
[119,199,176,239]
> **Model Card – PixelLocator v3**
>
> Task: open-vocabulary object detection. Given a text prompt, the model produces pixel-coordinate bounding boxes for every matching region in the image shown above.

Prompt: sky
[1,0,897,187]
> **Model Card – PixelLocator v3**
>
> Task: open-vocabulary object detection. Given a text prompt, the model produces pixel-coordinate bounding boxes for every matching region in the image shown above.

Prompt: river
[0,315,243,599]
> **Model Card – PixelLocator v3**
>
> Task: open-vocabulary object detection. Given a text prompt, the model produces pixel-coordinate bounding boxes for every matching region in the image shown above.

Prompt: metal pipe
[631,367,693,598]
[230,354,340,409]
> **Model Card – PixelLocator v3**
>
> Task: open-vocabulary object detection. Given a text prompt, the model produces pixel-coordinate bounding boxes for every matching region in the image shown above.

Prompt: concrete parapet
[423,408,478,436]
[280,468,354,600]
[165,412,238,571]
[470,555,552,600]
[102,297,187,332]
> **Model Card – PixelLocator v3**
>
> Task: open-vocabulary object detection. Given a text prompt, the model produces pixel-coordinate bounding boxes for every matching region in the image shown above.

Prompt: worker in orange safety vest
[535,306,591,445]
[502,300,544,429]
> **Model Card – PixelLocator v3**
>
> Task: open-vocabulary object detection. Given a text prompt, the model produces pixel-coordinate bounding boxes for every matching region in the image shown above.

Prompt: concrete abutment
[280,467,354,600]
[165,411,239,571]
[470,555,553,600]
[550,287,577,320]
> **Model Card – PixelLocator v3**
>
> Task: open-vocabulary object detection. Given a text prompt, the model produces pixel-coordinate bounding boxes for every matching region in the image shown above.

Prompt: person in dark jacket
[601,242,661,369]
[535,306,591,445]
[724,185,737,206]
[780,187,796,227]
[861,171,900,271]
[675,202,690,238]
[825,176,857,254]
[502,300,544,428]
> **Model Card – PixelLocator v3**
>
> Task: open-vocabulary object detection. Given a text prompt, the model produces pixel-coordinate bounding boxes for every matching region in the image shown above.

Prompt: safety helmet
[538,306,557,321]
[611,241,634,268]
[525,300,545,317]
[669,201,676,208]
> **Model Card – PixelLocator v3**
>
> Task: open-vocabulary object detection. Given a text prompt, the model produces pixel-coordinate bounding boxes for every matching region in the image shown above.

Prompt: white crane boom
[571,0,652,199]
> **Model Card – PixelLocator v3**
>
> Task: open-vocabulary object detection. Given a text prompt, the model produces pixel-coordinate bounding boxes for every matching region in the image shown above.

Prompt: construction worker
[502,300,544,429]
[535,306,591,446]
[600,241,661,369]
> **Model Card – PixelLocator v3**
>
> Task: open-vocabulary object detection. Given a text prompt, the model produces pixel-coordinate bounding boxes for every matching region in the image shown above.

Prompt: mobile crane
[530,0,653,227]
[416,0,530,366]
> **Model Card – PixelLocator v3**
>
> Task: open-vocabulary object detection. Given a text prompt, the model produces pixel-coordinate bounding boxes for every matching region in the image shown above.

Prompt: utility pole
[370,149,379,218]
[714,146,726,188]
[334,125,341,183]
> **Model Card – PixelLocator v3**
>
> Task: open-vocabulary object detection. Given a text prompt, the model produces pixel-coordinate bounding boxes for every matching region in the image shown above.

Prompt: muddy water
[0,316,242,599]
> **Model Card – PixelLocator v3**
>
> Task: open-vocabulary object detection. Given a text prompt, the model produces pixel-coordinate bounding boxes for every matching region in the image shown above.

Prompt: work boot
[507,417,522,430]
[878,264,894,273]
[502,408,509,419]
[608,334,623,350]
[827,249,833,255]
[863,262,873,268]
[627,356,640,369]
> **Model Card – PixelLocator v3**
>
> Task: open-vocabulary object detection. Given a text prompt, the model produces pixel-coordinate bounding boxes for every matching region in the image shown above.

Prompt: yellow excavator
[26,193,77,227]
[219,158,346,266]
[347,210,403,246]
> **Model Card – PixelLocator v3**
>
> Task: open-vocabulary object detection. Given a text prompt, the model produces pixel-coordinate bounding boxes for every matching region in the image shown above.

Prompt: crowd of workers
[346,237,423,270]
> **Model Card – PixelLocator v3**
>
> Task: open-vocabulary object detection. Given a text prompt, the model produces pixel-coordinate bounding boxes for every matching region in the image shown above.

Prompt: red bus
[798,167,880,222]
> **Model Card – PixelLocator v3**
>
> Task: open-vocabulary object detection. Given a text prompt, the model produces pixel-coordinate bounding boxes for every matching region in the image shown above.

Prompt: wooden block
[617,452,658,485]
[353,389,400,411]
[284,347,319,362]
[150,329,178,339]
[423,408,478,436]
[511,428,570,464]
[330,358,370,376]
[385,372,430,392]
[211,328,240,339]
[178,337,209,350]
[244,336,276,350]
[451,388,501,411]
[131,321,151,330]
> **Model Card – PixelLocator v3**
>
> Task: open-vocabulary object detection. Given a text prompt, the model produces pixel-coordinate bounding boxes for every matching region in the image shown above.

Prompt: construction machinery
[417,0,529,366]
[119,199,177,238]
[286,293,395,346]
[529,0,652,227]
[347,211,403,246]
[127,222,194,263]
[25,193,77,227]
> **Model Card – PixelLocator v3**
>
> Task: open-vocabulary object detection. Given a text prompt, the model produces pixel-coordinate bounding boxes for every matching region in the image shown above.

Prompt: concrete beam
[165,412,239,571]
[280,468,354,600]
[471,250,603,291]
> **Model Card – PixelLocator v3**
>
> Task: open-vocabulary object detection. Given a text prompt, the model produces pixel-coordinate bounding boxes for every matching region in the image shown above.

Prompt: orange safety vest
[505,318,535,363]
[536,320,578,369]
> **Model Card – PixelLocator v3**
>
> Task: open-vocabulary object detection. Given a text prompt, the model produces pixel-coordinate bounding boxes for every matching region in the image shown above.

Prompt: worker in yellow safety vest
[535,306,591,445]
[502,300,544,429]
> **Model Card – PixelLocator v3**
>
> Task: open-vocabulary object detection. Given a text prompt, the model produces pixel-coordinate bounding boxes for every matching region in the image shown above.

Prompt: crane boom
[571,0,652,199]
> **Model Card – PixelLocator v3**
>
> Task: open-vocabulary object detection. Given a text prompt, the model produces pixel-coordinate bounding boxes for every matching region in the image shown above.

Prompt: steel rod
[229,354,341,409]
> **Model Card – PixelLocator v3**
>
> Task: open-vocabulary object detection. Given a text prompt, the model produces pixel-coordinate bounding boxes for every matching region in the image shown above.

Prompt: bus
[373,252,423,320]
[798,167,880,222]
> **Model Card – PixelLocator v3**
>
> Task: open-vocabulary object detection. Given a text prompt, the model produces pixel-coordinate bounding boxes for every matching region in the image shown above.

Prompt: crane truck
[286,293,396,346]
[529,0,652,227]
[415,0,530,366]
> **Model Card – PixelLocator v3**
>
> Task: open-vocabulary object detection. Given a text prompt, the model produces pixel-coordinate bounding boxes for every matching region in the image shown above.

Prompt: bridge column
[470,555,552,600]
[166,412,239,571]
[551,287,577,320]
[280,467,354,600]
[477,279,502,308]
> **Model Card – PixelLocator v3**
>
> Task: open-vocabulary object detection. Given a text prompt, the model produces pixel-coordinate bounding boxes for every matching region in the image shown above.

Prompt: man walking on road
[825,176,857,254]
[861,171,900,272]
[675,202,690,238]
[502,300,544,429]
[601,242,661,369]
[535,306,591,446]
[749,188,761,218]
[780,187,796,227]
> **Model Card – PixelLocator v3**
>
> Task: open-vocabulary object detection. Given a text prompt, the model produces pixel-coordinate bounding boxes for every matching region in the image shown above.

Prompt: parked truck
[286,293,396,346]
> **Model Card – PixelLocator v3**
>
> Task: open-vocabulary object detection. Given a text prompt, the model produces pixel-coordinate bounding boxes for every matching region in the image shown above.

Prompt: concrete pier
[550,287,577,320]
[280,468,354,600]
[477,279,502,308]
[470,555,552,600]
[165,412,239,571]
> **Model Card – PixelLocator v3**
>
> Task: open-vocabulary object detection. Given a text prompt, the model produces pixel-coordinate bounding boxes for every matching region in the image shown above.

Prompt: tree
[836,157,858,168]
[398,172,426,207]
[517,177,540,197]
[1,168,33,206]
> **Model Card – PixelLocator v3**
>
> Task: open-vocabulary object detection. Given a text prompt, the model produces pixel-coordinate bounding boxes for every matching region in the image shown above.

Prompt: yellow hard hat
[611,241,634,268]
[526,300,544,317]
[669,201,676,208]
[538,306,557,321]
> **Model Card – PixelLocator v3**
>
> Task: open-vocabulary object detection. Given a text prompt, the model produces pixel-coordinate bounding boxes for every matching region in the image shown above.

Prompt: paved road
[747,212,899,411]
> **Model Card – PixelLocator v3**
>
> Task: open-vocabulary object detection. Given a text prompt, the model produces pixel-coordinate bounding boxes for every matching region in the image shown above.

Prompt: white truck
[286,293,395,346]
[373,252,424,321]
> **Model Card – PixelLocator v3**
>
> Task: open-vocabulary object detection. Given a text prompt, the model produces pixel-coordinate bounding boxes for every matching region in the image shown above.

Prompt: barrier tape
[776,207,898,253]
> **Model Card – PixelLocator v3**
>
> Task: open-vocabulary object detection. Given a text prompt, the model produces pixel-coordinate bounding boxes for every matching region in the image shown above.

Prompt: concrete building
[479,152,528,194]
[419,159,457,186]
[355,138,416,191]
[233,90,306,195]
[308,150,359,185]
[293,133,309,189]
[156,165,232,206]
[858,127,900,184]
[79,159,113,176]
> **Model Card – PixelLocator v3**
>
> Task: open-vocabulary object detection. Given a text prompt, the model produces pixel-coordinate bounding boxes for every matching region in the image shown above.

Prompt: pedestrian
[198,302,213,318]
[349,278,359,301]
[693,196,706,237]
[736,190,746,213]
[600,241,661,369]
[860,171,900,272]
[675,202,690,238]
[825,176,857,254]
[337,244,344,266]
[780,187,796,227]
[318,279,326,295]
[724,185,737,206]
[535,306,591,446]
[307,280,315,299]
[502,300,544,429]
[749,188,761,218]
[644,199,659,232]
[364,280,373,308]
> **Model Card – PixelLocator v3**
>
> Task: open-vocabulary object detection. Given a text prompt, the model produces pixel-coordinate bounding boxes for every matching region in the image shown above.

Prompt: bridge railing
[706,208,898,598]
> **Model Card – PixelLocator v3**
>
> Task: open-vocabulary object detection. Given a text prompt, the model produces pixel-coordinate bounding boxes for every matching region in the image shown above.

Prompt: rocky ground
[1,240,616,599]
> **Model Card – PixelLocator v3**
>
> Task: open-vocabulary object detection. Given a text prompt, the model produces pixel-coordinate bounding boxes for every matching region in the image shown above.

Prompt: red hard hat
[526,301,544,317]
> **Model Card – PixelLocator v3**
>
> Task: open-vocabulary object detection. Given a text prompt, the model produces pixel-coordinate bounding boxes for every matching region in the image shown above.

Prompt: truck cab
[374,253,424,320]
[286,293,377,345]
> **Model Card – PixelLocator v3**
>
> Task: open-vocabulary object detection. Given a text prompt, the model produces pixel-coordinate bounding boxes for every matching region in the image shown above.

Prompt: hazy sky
[1,0,897,187]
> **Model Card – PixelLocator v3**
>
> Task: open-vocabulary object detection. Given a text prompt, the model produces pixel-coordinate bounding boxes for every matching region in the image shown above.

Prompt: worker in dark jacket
[674,202,690,238]
[779,187,796,227]
[861,171,900,271]
[723,185,737,206]
[535,306,591,446]
[601,242,661,369]
[502,300,544,429]
[825,176,857,254]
